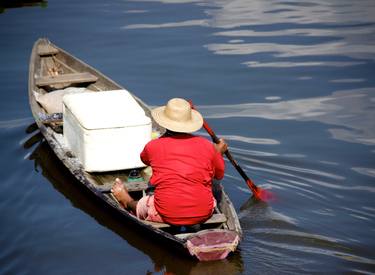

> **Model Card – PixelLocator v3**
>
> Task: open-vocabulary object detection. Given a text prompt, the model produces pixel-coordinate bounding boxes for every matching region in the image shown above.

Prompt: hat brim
[151,106,203,133]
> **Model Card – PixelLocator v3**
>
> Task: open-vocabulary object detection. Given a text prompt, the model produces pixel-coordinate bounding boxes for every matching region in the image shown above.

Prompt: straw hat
[151,98,203,133]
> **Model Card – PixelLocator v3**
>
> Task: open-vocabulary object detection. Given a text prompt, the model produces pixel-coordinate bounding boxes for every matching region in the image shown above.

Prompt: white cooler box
[63,90,151,172]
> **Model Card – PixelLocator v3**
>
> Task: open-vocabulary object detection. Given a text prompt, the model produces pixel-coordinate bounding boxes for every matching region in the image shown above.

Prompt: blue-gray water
[1,0,374,274]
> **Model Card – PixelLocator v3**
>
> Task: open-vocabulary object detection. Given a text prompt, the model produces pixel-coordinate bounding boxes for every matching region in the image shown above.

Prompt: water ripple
[251,228,345,245]
[206,1,375,28]
[203,0,375,69]
[230,146,278,157]
[243,60,365,68]
[214,26,375,38]
[341,206,375,219]
[198,131,280,145]
[330,78,366,83]
[0,117,34,129]
[255,239,375,265]
[206,41,375,61]
[198,87,375,146]
[237,155,345,180]
[351,167,375,178]
[124,19,209,29]
[269,180,326,200]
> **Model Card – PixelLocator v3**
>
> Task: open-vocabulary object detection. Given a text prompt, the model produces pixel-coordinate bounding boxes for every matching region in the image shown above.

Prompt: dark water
[1,0,375,274]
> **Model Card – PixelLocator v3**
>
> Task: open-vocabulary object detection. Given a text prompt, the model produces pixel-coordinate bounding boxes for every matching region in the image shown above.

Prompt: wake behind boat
[28,38,242,261]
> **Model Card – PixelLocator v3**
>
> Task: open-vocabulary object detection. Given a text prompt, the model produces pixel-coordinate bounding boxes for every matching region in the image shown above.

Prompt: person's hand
[214,138,228,155]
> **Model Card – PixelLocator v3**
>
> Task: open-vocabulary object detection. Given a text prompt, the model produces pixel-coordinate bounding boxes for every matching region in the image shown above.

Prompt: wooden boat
[28,38,242,261]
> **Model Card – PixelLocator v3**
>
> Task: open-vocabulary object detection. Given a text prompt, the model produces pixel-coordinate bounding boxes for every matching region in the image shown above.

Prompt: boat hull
[28,38,242,261]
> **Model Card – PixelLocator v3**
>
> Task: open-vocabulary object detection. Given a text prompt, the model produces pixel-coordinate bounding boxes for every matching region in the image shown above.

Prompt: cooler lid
[63,90,151,130]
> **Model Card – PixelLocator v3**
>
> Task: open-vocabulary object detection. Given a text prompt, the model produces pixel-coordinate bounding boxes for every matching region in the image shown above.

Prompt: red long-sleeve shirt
[140,134,225,225]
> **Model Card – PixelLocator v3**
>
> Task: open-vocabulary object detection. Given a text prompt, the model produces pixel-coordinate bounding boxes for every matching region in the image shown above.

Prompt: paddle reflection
[24,126,244,275]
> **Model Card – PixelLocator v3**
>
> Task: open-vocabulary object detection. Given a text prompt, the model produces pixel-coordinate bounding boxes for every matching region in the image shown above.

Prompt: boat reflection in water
[0,0,47,13]
[24,124,244,275]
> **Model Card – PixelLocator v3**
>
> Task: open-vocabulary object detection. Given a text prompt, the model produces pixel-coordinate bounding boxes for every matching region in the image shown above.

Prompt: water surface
[0,0,374,274]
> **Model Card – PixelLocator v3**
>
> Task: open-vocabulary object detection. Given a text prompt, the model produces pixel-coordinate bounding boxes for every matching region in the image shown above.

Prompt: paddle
[189,101,273,201]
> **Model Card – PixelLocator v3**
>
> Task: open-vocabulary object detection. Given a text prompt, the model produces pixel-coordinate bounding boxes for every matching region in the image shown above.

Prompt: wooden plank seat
[97,181,148,193]
[36,72,98,87]
[144,213,227,229]
[37,44,59,56]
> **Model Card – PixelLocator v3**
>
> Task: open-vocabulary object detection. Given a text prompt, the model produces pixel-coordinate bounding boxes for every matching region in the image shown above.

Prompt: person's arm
[214,138,228,155]
[213,139,227,180]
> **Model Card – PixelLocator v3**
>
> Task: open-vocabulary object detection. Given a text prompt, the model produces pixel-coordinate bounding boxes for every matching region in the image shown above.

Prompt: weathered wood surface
[37,44,59,56]
[96,181,148,193]
[36,72,98,87]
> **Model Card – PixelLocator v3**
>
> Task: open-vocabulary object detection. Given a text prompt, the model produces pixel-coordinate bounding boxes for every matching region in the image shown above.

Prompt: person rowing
[112,98,227,225]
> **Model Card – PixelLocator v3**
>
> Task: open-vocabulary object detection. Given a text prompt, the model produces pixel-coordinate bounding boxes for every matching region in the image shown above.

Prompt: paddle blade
[248,181,276,202]
[255,188,276,202]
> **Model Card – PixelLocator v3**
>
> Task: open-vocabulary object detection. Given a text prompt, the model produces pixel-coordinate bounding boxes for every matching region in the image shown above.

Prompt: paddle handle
[202,120,259,193]
[189,101,259,195]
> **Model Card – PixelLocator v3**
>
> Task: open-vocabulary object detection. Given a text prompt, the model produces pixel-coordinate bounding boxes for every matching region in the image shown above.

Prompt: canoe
[28,38,242,261]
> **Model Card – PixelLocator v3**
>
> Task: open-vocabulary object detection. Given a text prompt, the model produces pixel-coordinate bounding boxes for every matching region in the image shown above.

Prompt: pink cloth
[136,195,217,225]
[136,195,164,223]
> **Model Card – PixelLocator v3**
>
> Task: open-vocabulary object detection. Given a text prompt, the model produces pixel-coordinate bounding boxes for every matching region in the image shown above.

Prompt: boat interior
[32,40,235,239]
